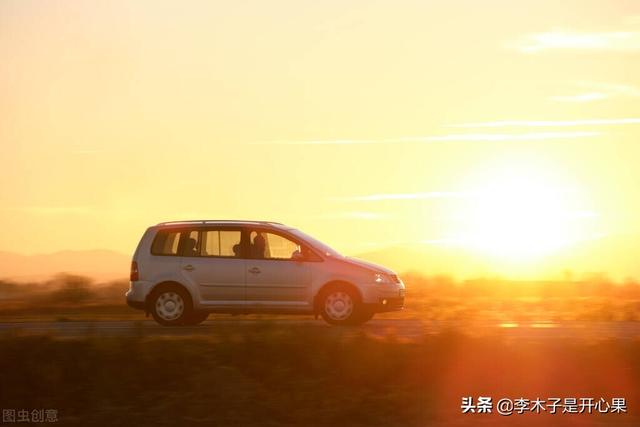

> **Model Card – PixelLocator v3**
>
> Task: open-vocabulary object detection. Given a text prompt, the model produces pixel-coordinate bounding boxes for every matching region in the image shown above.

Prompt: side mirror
[291,250,305,261]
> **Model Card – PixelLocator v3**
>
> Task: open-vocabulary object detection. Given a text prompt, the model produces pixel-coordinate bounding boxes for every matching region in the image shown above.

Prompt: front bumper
[361,279,405,311]
[366,296,405,312]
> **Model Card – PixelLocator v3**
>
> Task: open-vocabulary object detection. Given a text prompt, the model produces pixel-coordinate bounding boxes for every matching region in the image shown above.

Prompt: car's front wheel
[319,285,371,326]
[150,286,192,326]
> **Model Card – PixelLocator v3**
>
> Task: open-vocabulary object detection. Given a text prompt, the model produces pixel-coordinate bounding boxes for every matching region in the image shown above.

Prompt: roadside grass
[0,325,638,426]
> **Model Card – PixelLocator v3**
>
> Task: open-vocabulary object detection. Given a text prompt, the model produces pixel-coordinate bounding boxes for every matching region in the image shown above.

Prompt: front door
[244,229,313,308]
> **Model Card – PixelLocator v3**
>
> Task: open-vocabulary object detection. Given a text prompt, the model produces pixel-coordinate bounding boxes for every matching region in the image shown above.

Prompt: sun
[451,157,596,261]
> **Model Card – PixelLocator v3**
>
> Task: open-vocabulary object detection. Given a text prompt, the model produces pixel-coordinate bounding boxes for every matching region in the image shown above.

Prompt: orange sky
[1,0,640,279]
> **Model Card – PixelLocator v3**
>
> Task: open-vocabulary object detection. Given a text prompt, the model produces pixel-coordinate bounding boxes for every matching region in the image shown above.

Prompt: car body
[126,220,405,326]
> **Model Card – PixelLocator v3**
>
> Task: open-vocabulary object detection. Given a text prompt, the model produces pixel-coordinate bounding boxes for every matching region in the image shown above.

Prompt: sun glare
[451,159,596,261]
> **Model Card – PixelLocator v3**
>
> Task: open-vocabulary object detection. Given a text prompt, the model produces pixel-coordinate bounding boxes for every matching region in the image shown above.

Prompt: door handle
[248,267,261,274]
[183,265,195,271]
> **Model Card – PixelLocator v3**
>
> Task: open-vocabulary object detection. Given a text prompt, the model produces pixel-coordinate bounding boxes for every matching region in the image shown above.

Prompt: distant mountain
[1,232,637,283]
[0,250,130,282]
[353,234,640,281]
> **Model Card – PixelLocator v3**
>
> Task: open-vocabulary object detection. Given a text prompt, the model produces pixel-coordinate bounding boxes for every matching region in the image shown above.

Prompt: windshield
[288,229,342,258]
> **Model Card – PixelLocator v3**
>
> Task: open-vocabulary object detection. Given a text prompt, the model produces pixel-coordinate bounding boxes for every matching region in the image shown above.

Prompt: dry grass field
[0,324,638,426]
[1,274,639,426]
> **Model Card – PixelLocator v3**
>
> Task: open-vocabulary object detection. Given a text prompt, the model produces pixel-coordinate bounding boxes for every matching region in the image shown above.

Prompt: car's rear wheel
[150,286,192,326]
[319,285,370,326]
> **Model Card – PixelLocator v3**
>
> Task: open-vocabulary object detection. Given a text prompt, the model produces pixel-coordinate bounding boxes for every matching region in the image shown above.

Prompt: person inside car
[251,233,266,258]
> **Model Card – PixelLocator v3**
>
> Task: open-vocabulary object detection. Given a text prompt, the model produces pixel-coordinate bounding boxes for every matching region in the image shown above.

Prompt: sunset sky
[2,0,640,279]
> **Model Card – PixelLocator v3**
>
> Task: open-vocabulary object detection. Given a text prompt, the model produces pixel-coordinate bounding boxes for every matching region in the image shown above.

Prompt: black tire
[319,284,369,326]
[149,285,193,326]
[356,309,375,324]
[182,311,209,326]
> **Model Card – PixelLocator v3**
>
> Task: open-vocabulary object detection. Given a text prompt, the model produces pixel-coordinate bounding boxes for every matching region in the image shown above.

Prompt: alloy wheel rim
[324,291,354,320]
[156,291,184,321]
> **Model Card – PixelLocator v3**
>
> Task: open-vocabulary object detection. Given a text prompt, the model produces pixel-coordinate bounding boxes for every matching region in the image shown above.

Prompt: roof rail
[156,219,284,226]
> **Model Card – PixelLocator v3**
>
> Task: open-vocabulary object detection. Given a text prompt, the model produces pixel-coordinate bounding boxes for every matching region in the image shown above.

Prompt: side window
[249,231,301,260]
[200,230,242,257]
[202,230,220,256]
[220,231,242,257]
[151,230,182,256]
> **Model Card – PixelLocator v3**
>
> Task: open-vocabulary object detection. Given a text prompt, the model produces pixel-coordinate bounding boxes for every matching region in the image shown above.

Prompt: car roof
[155,220,290,229]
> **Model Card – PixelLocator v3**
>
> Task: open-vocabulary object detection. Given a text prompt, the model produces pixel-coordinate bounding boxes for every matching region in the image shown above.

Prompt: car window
[249,230,301,260]
[288,228,342,258]
[151,230,182,255]
[200,230,242,257]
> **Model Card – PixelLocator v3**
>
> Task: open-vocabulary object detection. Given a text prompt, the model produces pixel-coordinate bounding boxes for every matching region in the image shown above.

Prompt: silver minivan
[126,220,405,326]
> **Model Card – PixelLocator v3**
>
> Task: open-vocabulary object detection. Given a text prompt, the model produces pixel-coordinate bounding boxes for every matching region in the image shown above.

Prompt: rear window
[151,230,182,255]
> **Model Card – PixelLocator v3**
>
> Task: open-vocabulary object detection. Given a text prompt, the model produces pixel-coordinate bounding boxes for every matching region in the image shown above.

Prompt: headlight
[374,273,392,284]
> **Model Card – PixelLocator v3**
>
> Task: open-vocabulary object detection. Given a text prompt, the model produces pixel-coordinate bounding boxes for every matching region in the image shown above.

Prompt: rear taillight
[130,261,139,281]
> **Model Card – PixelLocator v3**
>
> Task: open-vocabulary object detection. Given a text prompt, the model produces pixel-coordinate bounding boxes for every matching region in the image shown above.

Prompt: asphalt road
[1,319,638,341]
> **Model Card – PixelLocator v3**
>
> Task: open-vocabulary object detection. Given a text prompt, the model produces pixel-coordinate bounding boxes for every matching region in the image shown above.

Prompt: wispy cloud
[551,82,640,103]
[338,187,584,203]
[422,131,599,141]
[511,30,640,53]
[584,81,640,97]
[453,118,640,128]
[252,131,598,145]
[550,93,608,103]
[335,192,470,202]
[251,138,377,145]
[313,211,389,220]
